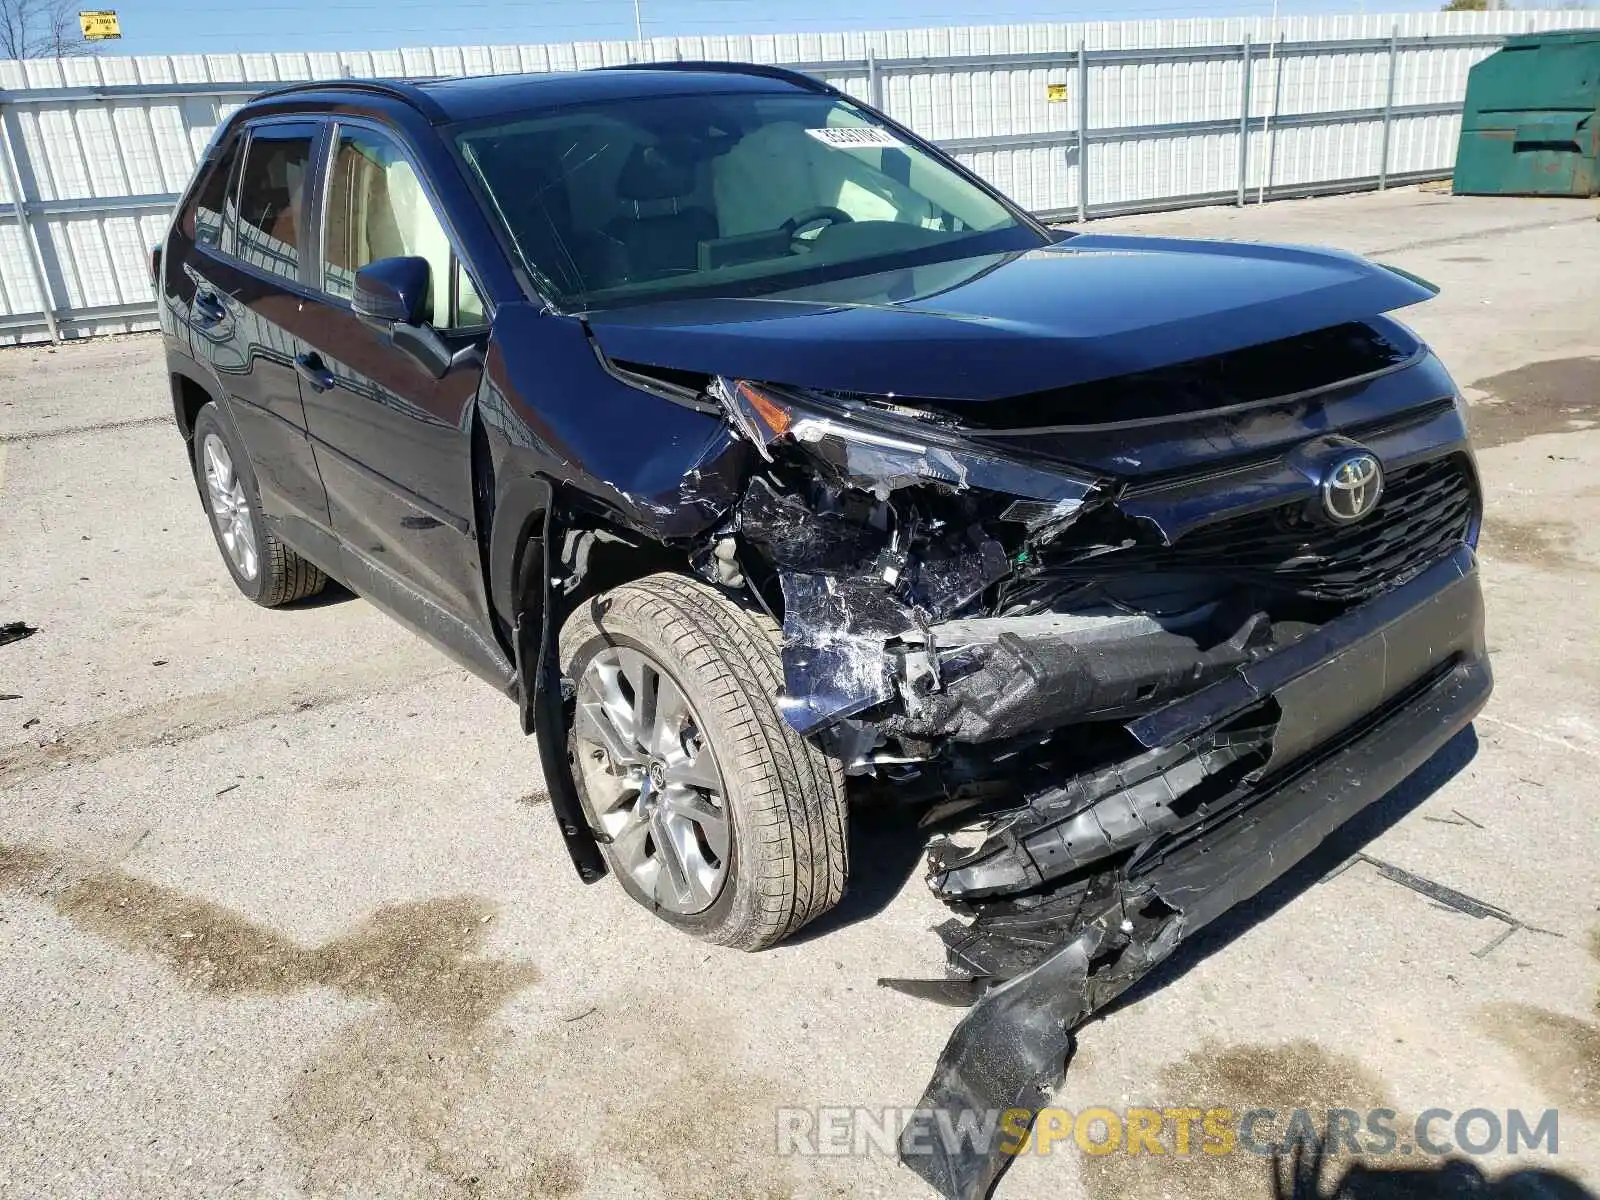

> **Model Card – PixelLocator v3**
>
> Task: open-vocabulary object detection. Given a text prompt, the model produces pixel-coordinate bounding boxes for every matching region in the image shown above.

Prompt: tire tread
[561,572,847,950]
[256,532,327,608]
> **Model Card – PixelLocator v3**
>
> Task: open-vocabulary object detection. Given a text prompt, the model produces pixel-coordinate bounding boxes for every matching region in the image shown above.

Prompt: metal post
[1076,40,1089,223]
[1378,24,1399,190]
[1236,35,1253,207]
[868,48,882,110]
[1260,32,1286,204]
[0,103,59,344]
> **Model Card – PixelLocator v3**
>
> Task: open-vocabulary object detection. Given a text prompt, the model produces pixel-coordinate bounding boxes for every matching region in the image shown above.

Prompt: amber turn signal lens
[735,380,793,437]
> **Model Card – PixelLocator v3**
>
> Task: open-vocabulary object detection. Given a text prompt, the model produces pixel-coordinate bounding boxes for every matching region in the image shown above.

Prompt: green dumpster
[1454,28,1600,197]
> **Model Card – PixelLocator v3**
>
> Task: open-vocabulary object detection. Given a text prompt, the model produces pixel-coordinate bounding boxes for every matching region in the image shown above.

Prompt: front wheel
[560,573,848,951]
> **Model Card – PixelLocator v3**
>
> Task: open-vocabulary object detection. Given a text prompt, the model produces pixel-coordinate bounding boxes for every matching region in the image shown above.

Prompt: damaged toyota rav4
[159,62,1489,1195]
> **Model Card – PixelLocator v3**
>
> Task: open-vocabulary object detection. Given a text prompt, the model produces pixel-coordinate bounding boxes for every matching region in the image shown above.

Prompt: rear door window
[234,125,316,283]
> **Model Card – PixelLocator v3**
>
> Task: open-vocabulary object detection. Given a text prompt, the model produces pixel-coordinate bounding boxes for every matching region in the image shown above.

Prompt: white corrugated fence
[0,9,1595,343]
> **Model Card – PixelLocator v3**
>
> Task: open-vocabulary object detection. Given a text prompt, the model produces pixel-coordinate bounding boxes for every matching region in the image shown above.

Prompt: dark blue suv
[157,62,1488,1187]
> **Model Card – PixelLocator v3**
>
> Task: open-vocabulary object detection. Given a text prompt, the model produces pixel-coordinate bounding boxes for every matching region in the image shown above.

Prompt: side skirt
[270,509,517,696]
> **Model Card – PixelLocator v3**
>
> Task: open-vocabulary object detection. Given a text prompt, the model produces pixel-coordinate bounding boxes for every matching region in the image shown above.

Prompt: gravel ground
[2,185,1598,1200]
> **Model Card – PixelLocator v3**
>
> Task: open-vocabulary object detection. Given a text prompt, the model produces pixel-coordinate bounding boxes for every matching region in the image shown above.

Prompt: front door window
[322,127,483,327]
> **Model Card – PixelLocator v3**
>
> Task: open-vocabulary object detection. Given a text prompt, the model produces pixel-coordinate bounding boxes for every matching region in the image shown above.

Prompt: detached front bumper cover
[891,546,1490,1200]
[697,369,1487,1199]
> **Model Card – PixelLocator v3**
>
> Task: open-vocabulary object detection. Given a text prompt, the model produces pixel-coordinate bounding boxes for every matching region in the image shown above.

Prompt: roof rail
[599,60,835,95]
[251,77,451,123]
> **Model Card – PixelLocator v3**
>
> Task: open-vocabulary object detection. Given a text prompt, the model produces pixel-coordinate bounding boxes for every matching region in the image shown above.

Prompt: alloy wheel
[573,645,731,915]
[201,432,258,582]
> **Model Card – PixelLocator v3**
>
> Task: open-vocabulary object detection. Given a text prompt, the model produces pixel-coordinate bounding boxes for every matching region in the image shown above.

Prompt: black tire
[191,402,326,608]
[560,572,849,951]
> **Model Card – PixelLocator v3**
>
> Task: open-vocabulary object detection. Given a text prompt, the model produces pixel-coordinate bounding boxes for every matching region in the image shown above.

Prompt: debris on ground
[0,622,37,646]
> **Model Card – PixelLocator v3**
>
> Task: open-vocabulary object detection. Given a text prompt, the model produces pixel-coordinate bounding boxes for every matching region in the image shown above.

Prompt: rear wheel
[191,402,326,608]
[560,573,848,950]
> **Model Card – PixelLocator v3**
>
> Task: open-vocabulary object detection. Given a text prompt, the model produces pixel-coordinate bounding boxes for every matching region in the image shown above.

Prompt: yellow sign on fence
[78,10,122,40]
[1046,82,1070,103]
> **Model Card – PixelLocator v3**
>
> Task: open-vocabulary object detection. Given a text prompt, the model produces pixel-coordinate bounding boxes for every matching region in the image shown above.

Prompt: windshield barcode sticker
[806,126,904,150]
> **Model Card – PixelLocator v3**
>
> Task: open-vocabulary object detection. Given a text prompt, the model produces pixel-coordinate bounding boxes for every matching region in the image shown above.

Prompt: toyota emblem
[1322,452,1384,523]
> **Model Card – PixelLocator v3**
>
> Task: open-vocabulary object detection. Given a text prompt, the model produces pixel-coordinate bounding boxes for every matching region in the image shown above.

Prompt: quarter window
[453,259,485,326]
[188,136,241,251]
[323,127,483,327]
[234,127,315,282]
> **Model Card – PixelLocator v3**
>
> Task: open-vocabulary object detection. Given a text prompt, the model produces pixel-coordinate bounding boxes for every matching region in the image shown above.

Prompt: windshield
[456,91,1042,310]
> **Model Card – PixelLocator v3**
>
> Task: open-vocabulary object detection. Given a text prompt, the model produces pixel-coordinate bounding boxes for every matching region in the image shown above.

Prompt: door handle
[294,352,335,393]
[193,290,226,326]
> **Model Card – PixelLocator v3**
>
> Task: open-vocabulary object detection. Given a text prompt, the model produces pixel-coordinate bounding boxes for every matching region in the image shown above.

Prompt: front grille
[1158,454,1476,601]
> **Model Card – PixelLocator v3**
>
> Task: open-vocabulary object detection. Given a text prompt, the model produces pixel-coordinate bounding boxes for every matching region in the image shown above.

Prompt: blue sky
[101,0,1451,57]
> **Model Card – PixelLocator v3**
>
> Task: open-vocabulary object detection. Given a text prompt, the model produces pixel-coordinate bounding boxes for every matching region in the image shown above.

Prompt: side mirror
[351,255,457,380]
[352,256,431,328]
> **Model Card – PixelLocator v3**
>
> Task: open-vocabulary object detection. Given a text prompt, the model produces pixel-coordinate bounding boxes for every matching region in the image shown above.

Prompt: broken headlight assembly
[710,376,1101,511]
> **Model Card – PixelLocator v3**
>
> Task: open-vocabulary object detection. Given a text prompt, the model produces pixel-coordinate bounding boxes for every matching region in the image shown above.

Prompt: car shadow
[1302,1161,1594,1199]
[1276,1135,1593,1198]
[786,801,933,944]
[1099,723,1480,1021]
[285,579,358,609]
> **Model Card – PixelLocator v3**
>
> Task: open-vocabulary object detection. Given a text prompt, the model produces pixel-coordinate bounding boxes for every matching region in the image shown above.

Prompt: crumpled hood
[583,233,1436,402]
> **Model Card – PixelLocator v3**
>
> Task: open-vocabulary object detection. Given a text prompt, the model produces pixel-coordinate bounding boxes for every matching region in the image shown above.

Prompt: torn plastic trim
[514,490,609,885]
[926,717,1274,901]
[719,391,1126,741]
[736,476,891,576]
[898,890,1174,1200]
[769,565,1267,746]
[587,332,723,414]
[776,572,909,735]
[890,553,1491,1200]
[763,490,1467,754]
[896,652,1490,1200]
[889,606,1274,746]
[1125,545,1482,755]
